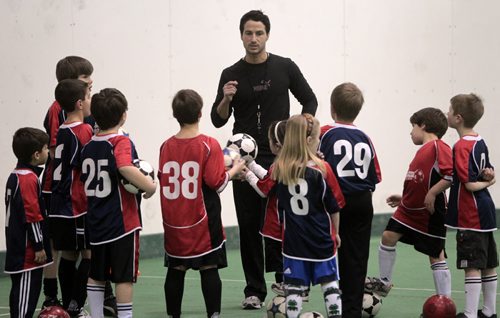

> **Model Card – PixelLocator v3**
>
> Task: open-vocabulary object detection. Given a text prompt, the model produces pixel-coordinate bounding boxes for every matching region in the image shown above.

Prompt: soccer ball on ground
[266,295,286,318]
[226,133,258,163]
[362,292,382,317]
[38,306,70,318]
[299,311,324,318]
[121,159,155,194]
[222,147,241,169]
[421,294,456,318]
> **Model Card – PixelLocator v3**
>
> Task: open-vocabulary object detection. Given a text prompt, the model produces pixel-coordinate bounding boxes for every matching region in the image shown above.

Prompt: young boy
[318,82,382,316]
[5,127,53,317]
[446,93,497,318]
[365,107,453,299]
[81,88,156,318]
[159,89,244,318]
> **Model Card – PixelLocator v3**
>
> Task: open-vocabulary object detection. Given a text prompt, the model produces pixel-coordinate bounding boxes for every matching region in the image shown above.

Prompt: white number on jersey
[162,161,199,200]
[334,140,371,179]
[288,178,309,215]
[5,188,12,227]
[53,144,64,181]
[82,158,112,198]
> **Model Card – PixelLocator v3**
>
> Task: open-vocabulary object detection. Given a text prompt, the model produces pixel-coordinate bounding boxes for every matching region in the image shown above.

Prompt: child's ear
[306,136,313,144]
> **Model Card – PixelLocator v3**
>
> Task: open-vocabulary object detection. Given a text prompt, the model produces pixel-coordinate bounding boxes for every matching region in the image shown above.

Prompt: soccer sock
[481,274,497,317]
[431,261,451,297]
[87,283,105,318]
[285,285,303,318]
[74,258,91,308]
[58,257,76,308]
[378,243,396,283]
[117,302,133,318]
[321,280,342,318]
[164,268,186,317]
[463,276,482,317]
[43,278,58,299]
[200,268,222,317]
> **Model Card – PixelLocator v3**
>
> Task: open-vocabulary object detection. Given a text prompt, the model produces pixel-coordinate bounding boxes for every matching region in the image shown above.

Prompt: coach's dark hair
[410,107,448,139]
[172,89,203,126]
[240,10,270,35]
[12,127,49,164]
[56,56,94,82]
[450,93,484,128]
[91,88,128,130]
[330,82,364,122]
[55,79,89,113]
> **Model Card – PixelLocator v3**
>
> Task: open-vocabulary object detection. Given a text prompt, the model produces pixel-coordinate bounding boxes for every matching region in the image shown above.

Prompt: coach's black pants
[10,268,43,318]
[339,191,374,318]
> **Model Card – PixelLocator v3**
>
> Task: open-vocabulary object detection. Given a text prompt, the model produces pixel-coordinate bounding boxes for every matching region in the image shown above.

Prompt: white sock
[379,243,396,283]
[285,285,303,318]
[117,302,133,318]
[87,283,105,318]
[464,276,481,317]
[321,280,342,318]
[481,274,497,317]
[431,261,451,297]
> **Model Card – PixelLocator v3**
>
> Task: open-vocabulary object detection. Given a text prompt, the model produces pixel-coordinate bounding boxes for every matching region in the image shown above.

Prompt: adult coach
[211,10,317,309]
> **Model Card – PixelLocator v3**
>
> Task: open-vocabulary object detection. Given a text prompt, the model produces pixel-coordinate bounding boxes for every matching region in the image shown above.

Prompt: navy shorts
[283,256,339,286]
[50,215,90,251]
[456,230,498,269]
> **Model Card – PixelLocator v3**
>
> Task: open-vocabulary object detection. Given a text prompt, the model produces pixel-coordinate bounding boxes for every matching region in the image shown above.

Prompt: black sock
[73,258,90,308]
[58,257,76,309]
[275,272,284,284]
[104,280,114,299]
[43,278,58,299]
[164,268,186,317]
[200,268,222,317]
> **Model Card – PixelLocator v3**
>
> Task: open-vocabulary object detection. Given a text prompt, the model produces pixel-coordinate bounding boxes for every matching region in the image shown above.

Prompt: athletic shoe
[76,309,91,318]
[241,296,263,309]
[42,297,63,309]
[478,310,498,318]
[271,282,285,296]
[456,313,469,318]
[302,287,310,302]
[364,277,392,297]
[103,295,118,317]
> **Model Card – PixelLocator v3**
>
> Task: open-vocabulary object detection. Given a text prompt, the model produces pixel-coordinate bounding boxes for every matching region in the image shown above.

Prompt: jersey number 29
[334,140,371,179]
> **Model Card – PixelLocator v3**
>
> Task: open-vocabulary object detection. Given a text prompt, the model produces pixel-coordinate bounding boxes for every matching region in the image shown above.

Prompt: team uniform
[158,134,230,269]
[5,163,53,318]
[319,123,381,317]
[445,135,498,269]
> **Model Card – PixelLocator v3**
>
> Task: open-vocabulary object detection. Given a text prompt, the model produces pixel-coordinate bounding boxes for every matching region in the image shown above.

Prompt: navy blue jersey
[319,123,381,195]
[276,163,343,261]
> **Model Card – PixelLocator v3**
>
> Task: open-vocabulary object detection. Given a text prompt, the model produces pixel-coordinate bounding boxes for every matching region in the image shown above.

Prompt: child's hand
[34,250,47,264]
[142,181,157,199]
[386,194,402,208]
[424,192,436,214]
[228,159,246,180]
[316,150,325,159]
[335,234,341,249]
[481,168,495,181]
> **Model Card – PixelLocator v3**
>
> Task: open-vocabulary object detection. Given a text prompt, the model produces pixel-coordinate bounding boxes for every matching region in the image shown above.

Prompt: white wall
[1,0,499,250]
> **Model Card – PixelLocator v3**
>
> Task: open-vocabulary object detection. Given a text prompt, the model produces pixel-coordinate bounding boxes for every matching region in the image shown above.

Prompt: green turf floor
[1,230,499,317]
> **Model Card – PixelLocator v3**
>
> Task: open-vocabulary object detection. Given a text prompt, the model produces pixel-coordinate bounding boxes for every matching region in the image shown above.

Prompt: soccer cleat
[364,277,393,297]
[271,282,285,296]
[302,287,310,302]
[241,295,263,309]
[42,297,63,309]
[456,313,469,318]
[103,295,118,317]
[478,310,498,318]
[76,308,91,318]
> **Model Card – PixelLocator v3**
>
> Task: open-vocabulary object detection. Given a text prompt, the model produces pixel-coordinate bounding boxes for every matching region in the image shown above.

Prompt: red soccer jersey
[252,166,281,241]
[392,140,452,237]
[158,134,229,258]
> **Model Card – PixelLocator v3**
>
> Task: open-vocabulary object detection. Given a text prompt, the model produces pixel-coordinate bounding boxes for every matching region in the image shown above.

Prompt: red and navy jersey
[319,123,381,195]
[392,140,452,238]
[158,134,229,258]
[446,135,496,231]
[4,164,52,274]
[50,121,93,218]
[277,162,345,261]
[80,133,142,244]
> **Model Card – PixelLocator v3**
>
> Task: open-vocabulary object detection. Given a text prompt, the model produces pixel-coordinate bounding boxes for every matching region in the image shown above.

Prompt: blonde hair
[271,114,325,185]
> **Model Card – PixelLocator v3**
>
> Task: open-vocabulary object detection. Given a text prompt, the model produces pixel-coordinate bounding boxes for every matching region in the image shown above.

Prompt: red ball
[422,295,456,318]
[38,306,70,318]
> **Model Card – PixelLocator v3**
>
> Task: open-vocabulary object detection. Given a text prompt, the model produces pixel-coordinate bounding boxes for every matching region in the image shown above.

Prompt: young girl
[272,113,345,318]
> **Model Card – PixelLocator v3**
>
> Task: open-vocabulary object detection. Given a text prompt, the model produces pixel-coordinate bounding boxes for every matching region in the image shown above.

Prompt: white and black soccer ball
[266,295,286,318]
[222,147,241,169]
[299,311,325,318]
[362,292,383,318]
[121,159,155,194]
[226,133,258,163]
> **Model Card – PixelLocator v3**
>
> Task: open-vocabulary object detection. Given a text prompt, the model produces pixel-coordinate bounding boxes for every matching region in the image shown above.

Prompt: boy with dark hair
[446,94,497,318]
[159,89,244,318]
[5,127,53,317]
[365,107,453,301]
[319,82,382,317]
[82,88,156,318]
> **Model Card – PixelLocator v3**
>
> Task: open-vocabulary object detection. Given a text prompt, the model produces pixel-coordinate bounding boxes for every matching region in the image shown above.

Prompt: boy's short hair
[172,89,203,126]
[450,93,484,128]
[240,10,271,35]
[12,127,49,164]
[91,88,128,130]
[55,79,88,113]
[56,56,93,82]
[410,107,448,139]
[330,82,364,122]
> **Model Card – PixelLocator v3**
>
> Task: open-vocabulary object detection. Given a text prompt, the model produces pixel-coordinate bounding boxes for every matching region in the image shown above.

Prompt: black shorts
[50,215,90,251]
[386,218,446,258]
[456,230,499,269]
[164,244,227,270]
[90,231,140,283]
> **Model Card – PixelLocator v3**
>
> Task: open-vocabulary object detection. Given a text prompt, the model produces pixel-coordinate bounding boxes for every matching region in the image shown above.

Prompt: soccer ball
[299,311,324,318]
[421,295,456,318]
[121,159,155,194]
[222,147,241,169]
[38,306,70,318]
[226,133,258,163]
[362,292,382,317]
[266,295,286,318]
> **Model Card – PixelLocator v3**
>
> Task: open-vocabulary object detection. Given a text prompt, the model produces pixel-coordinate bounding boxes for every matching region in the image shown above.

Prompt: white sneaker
[271,282,285,296]
[241,296,263,309]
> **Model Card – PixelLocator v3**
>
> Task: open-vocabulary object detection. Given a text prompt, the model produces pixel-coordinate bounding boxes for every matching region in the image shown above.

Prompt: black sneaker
[478,310,498,318]
[103,295,118,317]
[456,313,469,318]
[42,297,62,309]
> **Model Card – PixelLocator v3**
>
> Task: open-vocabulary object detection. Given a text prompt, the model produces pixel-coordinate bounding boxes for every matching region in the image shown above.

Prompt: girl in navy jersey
[271,114,345,318]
